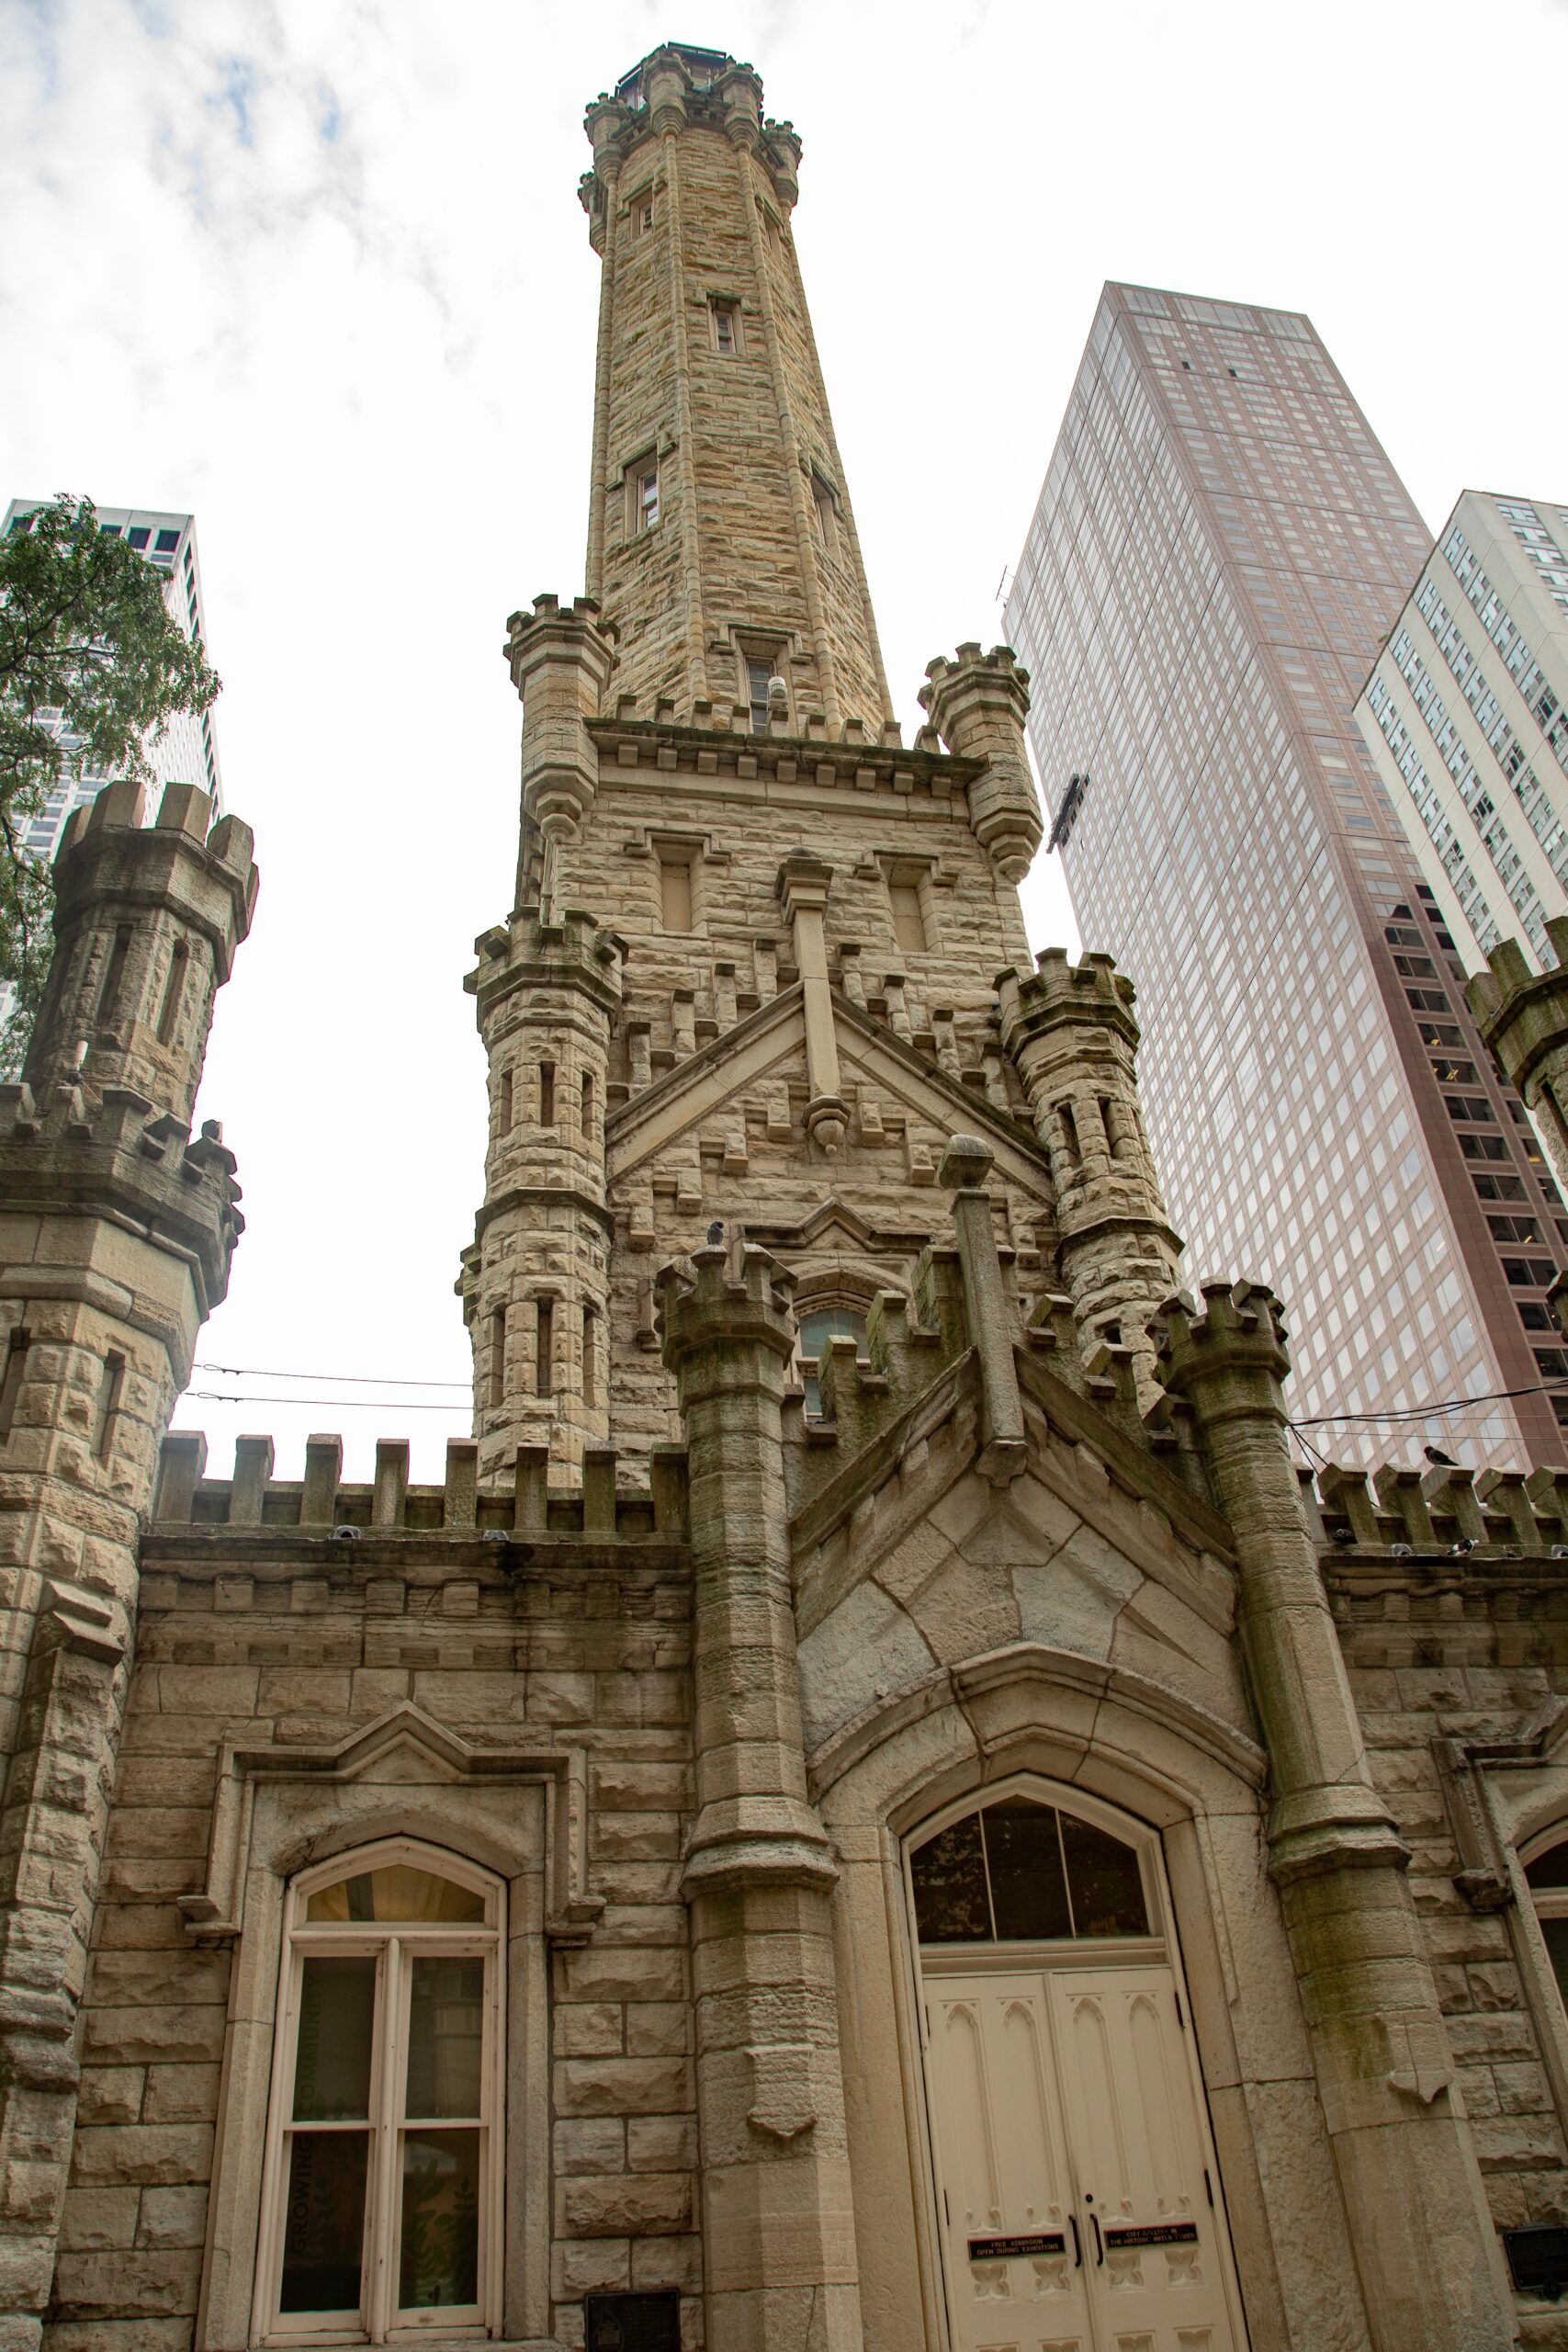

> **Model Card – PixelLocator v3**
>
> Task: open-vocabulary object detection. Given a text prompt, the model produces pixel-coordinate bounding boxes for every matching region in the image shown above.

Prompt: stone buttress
[0,779,254,2351]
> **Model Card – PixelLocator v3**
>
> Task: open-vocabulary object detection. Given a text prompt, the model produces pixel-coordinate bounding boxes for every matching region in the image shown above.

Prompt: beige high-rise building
[9,41,1568,2352]
[1356,489,1568,972]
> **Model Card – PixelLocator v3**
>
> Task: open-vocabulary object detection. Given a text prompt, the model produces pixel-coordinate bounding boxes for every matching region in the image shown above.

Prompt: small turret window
[628,457,660,535]
[796,1306,866,1419]
[711,300,740,356]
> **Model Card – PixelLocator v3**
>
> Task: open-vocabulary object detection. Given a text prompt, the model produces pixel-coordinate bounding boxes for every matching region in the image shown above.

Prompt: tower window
[630,457,660,534]
[582,1303,599,1410]
[747,657,786,735]
[884,863,931,954]
[636,194,655,235]
[535,1299,555,1396]
[0,1330,30,1440]
[797,1305,867,1420]
[487,1307,506,1410]
[99,924,133,1024]
[498,1068,513,1133]
[537,1062,556,1127]
[658,847,695,933]
[711,301,740,356]
[580,1069,595,1136]
[810,469,838,550]
[155,939,188,1046]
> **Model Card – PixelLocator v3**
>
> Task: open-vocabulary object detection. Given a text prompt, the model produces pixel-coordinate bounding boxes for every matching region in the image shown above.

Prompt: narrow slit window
[580,1070,595,1136]
[659,854,694,933]
[582,1304,598,1410]
[155,940,188,1046]
[888,880,927,955]
[498,1068,513,1133]
[92,1352,125,1460]
[99,925,133,1024]
[712,300,739,356]
[630,457,660,534]
[747,657,781,736]
[538,1062,556,1127]
[487,1308,506,1410]
[535,1299,554,1396]
[810,469,838,549]
[0,1330,30,1439]
[1057,1101,1081,1161]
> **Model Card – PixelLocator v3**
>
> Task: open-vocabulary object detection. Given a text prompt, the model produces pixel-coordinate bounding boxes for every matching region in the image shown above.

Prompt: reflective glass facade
[1006,286,1563,1467]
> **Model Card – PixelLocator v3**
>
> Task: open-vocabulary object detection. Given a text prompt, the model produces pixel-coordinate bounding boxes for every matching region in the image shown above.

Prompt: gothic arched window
[256,1839,502,2342]
[796,1304,867,1419]
[1526,1835,1568,2014]
[909,1792,1151,1944]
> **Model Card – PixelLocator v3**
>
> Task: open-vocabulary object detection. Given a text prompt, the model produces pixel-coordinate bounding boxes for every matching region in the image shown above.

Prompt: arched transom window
[796,1304,867,1419]
[256,1839,502,2344]
[910,1792,1152,1944]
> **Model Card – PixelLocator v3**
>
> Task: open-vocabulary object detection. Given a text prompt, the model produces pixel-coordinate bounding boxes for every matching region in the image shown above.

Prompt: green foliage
[0,495,220,1069]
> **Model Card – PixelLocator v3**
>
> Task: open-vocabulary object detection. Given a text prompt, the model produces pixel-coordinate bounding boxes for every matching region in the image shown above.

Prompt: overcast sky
[6,0,1568,1483]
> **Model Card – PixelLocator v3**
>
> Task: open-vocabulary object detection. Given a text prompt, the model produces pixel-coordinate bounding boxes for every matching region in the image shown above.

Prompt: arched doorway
[907,1780,1247,2351]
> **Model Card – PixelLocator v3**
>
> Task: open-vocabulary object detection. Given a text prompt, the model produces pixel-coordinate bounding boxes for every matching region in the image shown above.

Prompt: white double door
[922,1961,1245,2352]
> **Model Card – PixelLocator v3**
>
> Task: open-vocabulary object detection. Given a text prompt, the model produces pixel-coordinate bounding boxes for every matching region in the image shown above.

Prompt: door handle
[1090,2212,1103,2266]
[1068,2214,1081,2267]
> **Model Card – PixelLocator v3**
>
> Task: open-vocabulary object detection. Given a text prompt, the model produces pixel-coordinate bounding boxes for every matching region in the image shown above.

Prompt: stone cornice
[587,717,985,800]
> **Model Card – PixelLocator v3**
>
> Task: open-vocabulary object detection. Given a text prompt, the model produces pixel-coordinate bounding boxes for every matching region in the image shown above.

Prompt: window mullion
[368,1937,402,2341]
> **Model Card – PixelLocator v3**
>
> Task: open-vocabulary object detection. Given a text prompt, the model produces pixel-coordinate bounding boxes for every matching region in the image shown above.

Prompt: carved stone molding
[177,1701,604,1946]
[1432,1699,1568,1909]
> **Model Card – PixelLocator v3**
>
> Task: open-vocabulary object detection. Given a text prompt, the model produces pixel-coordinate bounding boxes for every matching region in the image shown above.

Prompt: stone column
[657,1245,863,2352]
[1157,1280,1515,2352]
[776,852,848,1154]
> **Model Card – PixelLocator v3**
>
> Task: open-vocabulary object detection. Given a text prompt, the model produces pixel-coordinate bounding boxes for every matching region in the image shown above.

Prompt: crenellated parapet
[1464,911,1568,1193]
[999,947,1180,1399]
[25,777,256,1127]
[579,45,801,235]
[919,643,1042,882]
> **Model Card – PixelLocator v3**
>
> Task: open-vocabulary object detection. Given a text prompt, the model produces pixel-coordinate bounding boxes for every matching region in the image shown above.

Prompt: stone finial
[937,1132,994,1191]
[1465,915,1568,1193]
[919,643,1041,880]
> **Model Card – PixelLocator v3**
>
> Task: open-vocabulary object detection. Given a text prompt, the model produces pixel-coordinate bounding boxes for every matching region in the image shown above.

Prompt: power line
[1289,1375,1568,1430]
[195,1362,468,1389]
[187,1390,468,1412]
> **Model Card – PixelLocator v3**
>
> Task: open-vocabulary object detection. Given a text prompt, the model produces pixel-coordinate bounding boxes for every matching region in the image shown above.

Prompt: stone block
[551,2235,631,2297]
[48,2248,201,2321]
[561,2170,693,2236]
[557,2057,694,2117]
[57,2188,140,2251]
[76,2067,143,2124]
[560,1948,686,2005]
[142,2064,221,2123]
[553,2117,626,2174]
[136,2184,209,2247]
[630,2233,703,2291]
[628,2114,699,2172]
[558,2004,625,2057]
[71,2123,213,2187]
[82,2001,226,2066]
[626,2003,691,2058]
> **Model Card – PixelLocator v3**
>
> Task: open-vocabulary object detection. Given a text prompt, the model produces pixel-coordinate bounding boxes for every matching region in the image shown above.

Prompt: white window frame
[254,1838,505,2347]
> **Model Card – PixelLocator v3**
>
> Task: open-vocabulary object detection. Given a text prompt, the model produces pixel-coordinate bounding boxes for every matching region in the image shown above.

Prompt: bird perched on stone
[706,1220,724,1246]
[1424,1443,1458,1467]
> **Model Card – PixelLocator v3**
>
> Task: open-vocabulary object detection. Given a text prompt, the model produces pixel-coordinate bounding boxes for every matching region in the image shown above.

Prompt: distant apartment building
[1,500,222,1050]
[1356,490,1568,976]
[1006,285,1567,1466]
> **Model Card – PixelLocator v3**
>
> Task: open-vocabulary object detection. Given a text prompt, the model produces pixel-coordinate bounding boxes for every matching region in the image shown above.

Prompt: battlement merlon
[920,644,1042,882]
[1466,912,1568,1194]
[463,904,626,1026]
[25,778,258,1130]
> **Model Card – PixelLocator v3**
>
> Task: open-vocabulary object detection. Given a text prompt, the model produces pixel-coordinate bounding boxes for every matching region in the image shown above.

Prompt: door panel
[1047,1968,1239,2352]
[925,1975,1094,2352]
[924,1964,1243,2352]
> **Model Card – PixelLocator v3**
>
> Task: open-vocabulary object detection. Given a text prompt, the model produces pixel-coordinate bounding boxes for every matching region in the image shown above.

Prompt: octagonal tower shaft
[581,45,893,738]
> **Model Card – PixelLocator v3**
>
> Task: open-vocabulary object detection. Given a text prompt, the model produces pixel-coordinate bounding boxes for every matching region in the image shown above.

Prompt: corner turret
[1465,913,1568,1193]
[998,946,1180,1399]
[919,643,1042,881]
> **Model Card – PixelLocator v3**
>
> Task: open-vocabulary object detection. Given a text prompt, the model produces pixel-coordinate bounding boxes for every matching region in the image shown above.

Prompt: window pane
[293,1957,376,2119]
[982,1799,1073,1940]
[911,1815,990,1941]
[1527,1841,1568,1889]
[306,1865,485,1923]
[1542,1917,1568,2016]
[1060,1813,1148,1936]
[407,1957,485,2120]
[279,2129,368,2312]
[399,2130,480,2309]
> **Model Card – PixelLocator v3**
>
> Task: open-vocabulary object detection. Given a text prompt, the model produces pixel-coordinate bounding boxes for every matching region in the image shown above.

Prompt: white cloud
[4,0,1565,1479]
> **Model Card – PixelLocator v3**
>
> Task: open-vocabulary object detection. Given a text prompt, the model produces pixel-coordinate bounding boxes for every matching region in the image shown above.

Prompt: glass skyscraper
[1006,285,1564,1468]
